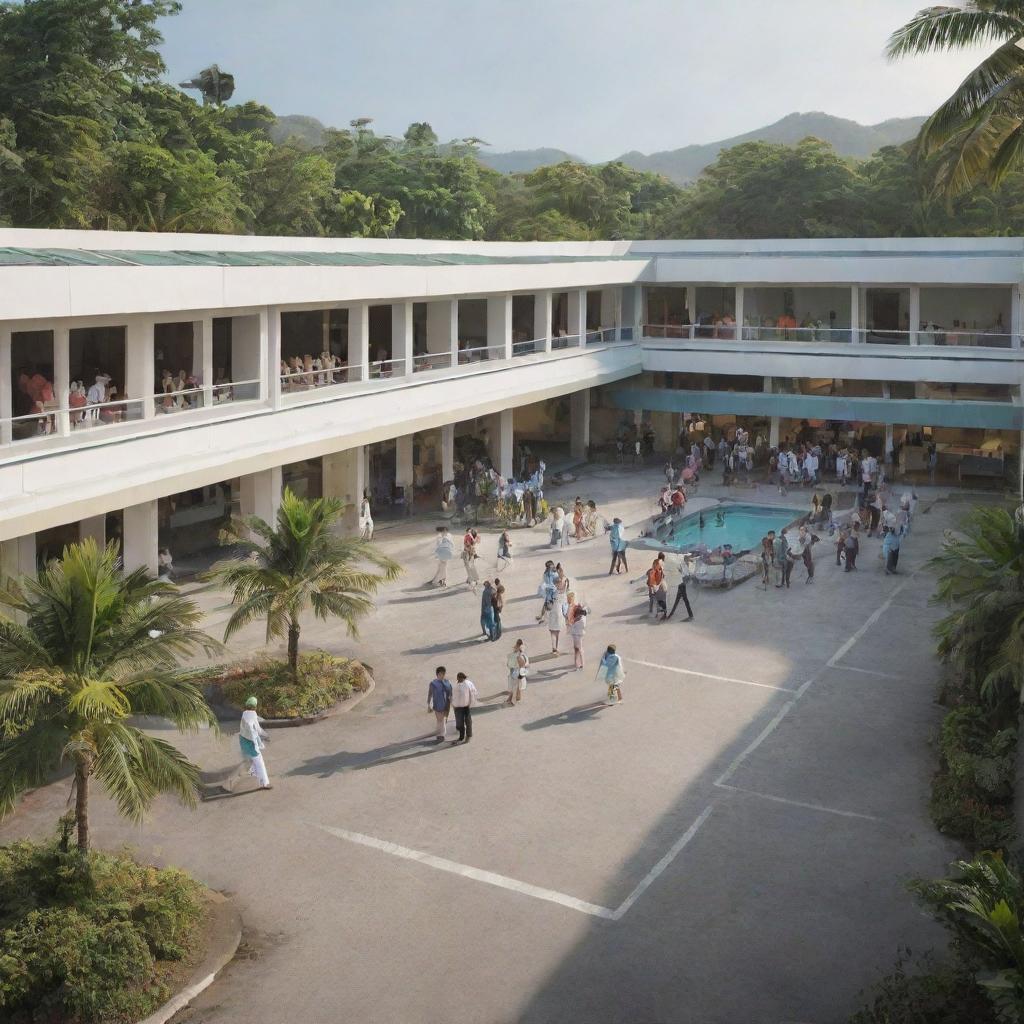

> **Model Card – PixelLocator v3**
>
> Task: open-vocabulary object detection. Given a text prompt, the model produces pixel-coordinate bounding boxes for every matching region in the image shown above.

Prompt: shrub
[214,651,370,719]
[0,839,205,1023]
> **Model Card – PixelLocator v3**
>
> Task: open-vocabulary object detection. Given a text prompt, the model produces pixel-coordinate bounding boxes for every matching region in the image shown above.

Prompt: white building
[1,229,1021,577]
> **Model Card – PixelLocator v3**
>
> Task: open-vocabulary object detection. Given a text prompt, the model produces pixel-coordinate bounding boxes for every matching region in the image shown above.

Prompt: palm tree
[929,505,1024,715]
[206,488,401,678]
[887,2,1024,196]
[0,540,220,853]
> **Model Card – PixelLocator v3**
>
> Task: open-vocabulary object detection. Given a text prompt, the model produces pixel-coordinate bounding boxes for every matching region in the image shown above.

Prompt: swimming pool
[650,503,804,554]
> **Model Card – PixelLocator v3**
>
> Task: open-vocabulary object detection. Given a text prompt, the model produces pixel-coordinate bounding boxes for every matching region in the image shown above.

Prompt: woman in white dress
[358,490,374,540]
[505,639,530,705]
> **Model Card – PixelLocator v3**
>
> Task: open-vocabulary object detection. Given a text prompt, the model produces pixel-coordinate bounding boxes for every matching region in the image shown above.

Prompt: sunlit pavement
[2,467,981,1024]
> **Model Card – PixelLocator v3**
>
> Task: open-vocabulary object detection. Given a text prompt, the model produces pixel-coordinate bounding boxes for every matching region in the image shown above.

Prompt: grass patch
[0,837,206,1024]
[206,651,370,719]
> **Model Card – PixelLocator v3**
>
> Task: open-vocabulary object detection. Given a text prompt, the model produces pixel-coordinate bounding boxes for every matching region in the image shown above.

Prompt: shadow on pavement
[520,701,611,731]
[285,734,451,777]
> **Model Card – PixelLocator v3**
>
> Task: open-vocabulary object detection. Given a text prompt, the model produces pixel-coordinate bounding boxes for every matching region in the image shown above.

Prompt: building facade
[1,229,1021,577]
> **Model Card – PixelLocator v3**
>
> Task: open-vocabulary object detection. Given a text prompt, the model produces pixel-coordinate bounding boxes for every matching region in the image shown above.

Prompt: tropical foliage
[0,540,219,852]
[887,1,1024,197]
[205,488,400,678]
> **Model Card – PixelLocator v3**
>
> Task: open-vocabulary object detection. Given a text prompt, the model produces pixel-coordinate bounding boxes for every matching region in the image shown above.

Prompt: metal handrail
[457,344,507,364]
[412,352,453,371]
[369,357,406,377]
[280,365,359,386]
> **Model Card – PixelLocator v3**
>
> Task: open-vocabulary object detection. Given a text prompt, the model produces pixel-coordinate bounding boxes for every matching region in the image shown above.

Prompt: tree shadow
[520,701,612,731]
[402,636,490,655]
[389,587,464,604]
[285,734,450,777]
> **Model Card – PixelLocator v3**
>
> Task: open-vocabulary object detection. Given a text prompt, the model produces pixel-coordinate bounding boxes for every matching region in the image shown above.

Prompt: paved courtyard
[1,466,974,1024]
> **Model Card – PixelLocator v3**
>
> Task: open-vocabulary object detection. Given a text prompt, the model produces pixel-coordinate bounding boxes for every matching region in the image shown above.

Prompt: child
[598,645,625,704]
[497,530,512,569]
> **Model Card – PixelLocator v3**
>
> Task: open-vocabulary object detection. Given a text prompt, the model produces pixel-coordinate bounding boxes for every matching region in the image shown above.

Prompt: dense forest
[3,0,1024,241]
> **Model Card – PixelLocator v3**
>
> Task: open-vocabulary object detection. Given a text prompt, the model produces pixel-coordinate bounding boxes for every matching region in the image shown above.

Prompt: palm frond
[119,672,219,732]
[67,680,131,721]
[886,4,1021,61]
[0,720,68,817]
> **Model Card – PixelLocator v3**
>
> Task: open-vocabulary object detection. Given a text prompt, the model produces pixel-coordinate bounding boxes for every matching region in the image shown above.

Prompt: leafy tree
[0,540,219,853]
[887,1,1024,197]
[206,489,401,679]
[929,505,1024,717]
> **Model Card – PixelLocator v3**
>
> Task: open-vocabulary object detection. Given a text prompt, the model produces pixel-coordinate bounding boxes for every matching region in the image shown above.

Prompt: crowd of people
[279,351,351,391]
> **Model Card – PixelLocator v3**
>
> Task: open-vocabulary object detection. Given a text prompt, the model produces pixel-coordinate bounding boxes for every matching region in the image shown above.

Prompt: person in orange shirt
[646,555,665,615]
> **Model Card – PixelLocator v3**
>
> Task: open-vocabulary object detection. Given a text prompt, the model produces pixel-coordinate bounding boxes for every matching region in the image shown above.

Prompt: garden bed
[0,839,213,1024]
[200,651,373,726]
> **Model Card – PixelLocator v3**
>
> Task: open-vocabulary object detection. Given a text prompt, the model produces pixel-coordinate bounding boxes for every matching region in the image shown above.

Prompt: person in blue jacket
[607,517,628,575]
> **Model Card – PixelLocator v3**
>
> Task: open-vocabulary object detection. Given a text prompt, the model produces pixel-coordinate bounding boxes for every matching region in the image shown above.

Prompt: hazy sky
[159,0,988,161]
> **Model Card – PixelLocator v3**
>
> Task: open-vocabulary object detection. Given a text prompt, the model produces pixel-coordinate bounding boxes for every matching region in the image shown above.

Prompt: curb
[204,667,375,728]
[138,891,241,1024]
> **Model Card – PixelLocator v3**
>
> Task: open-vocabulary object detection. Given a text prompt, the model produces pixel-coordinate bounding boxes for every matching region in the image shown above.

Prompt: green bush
[849,951,995,1023]
[0,839,205,1023]
[215,651,370,719]
[929,707,1017,850]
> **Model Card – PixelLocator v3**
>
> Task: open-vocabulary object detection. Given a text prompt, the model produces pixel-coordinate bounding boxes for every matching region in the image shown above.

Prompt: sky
[158,0,990,162]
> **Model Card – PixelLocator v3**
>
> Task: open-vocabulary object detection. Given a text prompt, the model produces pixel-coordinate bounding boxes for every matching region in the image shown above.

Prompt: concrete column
[734,286,745,342]
[534,290,552,353]
[392,301,413,376]
[426,299,458,367]
[686,286,697,339]
[497,408,514,478]
[909,285,921,346]
[53,325,71,435]
[568,288,587,347]
[193,317,214,406]
[350,302,370,381]
[850,286,861,343]
[0,533,36,583]
[487,294,513,360]
[263,308,281,407]
[570,389,590,460]
[79,514,106,549]
[441,422,455,481]
[1011,285,1021,349]
[600,287,618,339]
[323,447,365,532]
[885,423,895,464]
[0,324,12,445]
[396,434,414,491]
[122,500,158,576]
[769,417,780,448]
[126,317,155,419]
[240,467,283,524]
[620,284,642,341]
[321,309,331,355]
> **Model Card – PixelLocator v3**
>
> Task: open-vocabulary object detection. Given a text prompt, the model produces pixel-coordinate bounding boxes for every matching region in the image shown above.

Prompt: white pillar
[497,408,514,478]
[1011,284,1021,349]
[323,447,365,532]
[734,286,745,342]
[125,317,155,419]
[487,294,513,360]
[53,325,70,435]
[441,423,455,481]
[568,288,587,347]
[0,325,12,445]
[0,533,36,583]
[350,302,370,381]
[534,290,552,353]
[426,299,458,367]
[79,514,106,549]
[392,301,413,376]
[909,285,920,346]
[396,434,414,491]
[194,317,214,407]
[885,422,895,464]
[600,287,617,339]
[570,389,590,460]
[769,417,780,448]
[620,284,642,341]
[240,467,283,524]
[255,308,276,407]
[686,286,697,339]
[122,500,158,576]
[850,286,861,343]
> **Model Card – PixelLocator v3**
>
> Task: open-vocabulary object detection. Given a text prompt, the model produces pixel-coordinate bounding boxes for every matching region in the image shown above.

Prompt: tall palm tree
[887,2,1024,196]
[929,505,1024,715]
[206,488,401,678]
[0,540,220,853]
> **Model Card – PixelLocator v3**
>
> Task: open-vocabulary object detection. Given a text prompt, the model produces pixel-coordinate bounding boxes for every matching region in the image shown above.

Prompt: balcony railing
[457,344,506,365]
[642,324,1021,349]
[412,351,453,372]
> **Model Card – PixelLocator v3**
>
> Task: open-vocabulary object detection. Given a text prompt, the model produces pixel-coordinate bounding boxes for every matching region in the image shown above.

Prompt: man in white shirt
[86,374,108,406]
[451,672,478,744]
[804,450,819,484]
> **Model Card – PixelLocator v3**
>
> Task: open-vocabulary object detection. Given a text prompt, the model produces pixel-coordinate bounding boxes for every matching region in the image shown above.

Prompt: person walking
[358,489,374,540]
[497,530,513,570]
[607,517,628,574]
[645,557,665,615]
[451,672,478,744]
[883,527,902,575]
[566,592,588,670]
[598,645,625,705]
[492,578,505,641]
[462,528,481,590]
[546,590,564,654]
[427,666,452,743]
[798,525,816,583]
[760,531,775,589]
[535,560,557,622]
[778,528,794,588]
[550,506,567,547]
[844,521,860,571]
[431,526,455,587]
[480,580,497,641]
[666,553,695,620]
[506,639,529,705]
[229,696,272,791]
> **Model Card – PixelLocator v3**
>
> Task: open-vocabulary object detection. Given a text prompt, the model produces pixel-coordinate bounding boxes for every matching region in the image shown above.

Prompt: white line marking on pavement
[610,804,714,920]
[317,823,617,919]
[713,698,800,787]
[826,576,915,668]
[316,808,715,923]
[715,783,881,822]
[828,664,900,680]
[632,659,798,693]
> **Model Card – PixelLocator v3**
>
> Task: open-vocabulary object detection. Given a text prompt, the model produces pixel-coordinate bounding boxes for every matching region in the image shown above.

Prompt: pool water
[662,503,804,553]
